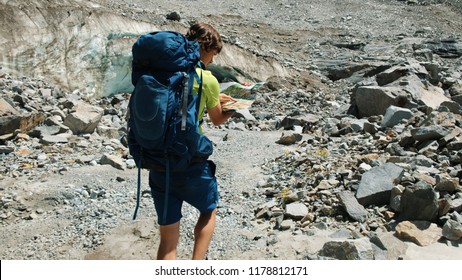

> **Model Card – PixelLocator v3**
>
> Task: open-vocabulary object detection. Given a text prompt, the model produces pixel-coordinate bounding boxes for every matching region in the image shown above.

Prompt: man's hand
[219,93,237,105]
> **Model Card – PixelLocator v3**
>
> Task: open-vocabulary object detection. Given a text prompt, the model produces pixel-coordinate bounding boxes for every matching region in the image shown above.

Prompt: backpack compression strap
[181,62,203,130]
[133,157,142,220]
[180,73,189,131]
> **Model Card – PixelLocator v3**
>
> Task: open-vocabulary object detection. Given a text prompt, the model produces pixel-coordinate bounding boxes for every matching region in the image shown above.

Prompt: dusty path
[84,128,288,260]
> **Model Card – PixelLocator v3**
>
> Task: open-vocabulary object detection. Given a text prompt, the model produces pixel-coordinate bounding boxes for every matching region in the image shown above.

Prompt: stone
[381,105,413,128]
[275,133,302,145]
[450,198,462,212]
[369,231,408,260]
[39,135,69,144]
[63,102,104,134]
[100,154,125,170]
[279,219,293,230]
[389,193,402,213]
[399,181,438,222]
[439,101,462,114]
[0,97,18,116]
[338,191,368,223]
[394,73,449,109]
[0,113,46,135]
[376,65,409,86]
[329,228,353,239]
[435,175,459,193]
[0,145,15,154]
[446,141,462,151]
[356,163,405,206]
[442,220,462,241]
[166,11,181,21]
[96,125,120,139]
[318,238,374,260]
[395,221,442,246]
[284,202,308,220]
[279,114,320,130]
[411,125,449,141]
[353,86,408,117]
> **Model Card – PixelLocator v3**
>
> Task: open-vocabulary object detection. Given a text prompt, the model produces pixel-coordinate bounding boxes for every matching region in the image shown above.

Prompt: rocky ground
[1,0,462,260]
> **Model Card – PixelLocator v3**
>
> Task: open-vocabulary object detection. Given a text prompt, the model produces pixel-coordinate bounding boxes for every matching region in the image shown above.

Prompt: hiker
[148,22,234,260]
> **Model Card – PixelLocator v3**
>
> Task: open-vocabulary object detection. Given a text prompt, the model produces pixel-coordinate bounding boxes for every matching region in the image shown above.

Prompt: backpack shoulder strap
[195,67,203,126]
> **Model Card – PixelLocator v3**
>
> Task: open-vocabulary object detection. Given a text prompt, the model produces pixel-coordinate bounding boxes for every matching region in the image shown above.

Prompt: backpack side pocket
[132,75,171,146]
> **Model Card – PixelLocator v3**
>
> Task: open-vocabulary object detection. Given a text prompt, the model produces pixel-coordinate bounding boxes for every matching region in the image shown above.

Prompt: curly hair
[186,22,223,53]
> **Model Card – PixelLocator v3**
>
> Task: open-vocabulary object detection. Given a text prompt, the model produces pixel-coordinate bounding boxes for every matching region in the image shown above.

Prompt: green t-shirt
[193,68,220,123]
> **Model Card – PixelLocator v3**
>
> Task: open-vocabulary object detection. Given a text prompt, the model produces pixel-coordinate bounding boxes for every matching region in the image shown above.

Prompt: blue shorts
[149,160,218,225]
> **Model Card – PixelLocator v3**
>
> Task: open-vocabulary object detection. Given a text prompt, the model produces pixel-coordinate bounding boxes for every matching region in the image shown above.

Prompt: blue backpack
[128,31,213,221]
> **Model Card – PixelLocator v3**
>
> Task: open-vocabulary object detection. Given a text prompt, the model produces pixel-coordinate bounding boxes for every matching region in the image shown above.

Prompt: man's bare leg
[192,209,217,260]
[157,221,180,260]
